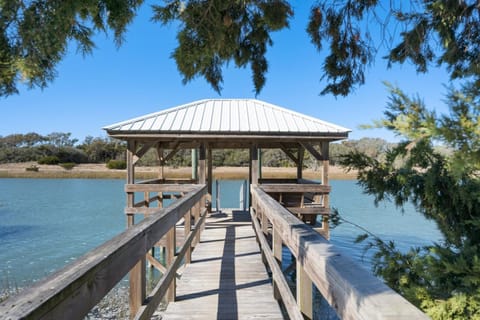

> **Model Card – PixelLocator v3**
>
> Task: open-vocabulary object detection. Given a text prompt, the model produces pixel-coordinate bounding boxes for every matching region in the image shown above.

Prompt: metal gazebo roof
[104,99,350,140]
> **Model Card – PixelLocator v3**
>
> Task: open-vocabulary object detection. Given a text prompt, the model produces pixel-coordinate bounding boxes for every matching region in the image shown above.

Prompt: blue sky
[1,2,451,143]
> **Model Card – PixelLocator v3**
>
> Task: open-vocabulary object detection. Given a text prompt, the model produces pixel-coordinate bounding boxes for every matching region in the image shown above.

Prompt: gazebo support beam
[163,141,181,163]
[207,145,213,212]
[321,142,329,199]
[199,144,206,185]
[127,140,146,317]
[280,144,299,165]
[156,145,164,206]
[320,141,330,240]
[191,149,198,181]
[250,145,259,185]
[258,148,262,181]
[133,141,157,165]
[297,146,304,180]
[301,142,323,161]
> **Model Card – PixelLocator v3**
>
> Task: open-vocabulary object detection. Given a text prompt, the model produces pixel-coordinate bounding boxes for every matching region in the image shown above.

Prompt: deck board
[160,210,283,320]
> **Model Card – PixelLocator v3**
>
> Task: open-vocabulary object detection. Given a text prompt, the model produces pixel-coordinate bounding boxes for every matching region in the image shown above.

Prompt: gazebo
[104,98,350,235]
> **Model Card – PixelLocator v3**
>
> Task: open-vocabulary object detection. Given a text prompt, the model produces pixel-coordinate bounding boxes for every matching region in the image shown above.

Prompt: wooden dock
[160,209,283,319]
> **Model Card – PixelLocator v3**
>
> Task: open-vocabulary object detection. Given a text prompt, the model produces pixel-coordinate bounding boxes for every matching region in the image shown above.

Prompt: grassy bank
[0,163,356,180]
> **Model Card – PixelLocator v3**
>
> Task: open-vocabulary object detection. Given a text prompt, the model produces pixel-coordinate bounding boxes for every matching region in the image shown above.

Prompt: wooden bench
[259,184,330,226]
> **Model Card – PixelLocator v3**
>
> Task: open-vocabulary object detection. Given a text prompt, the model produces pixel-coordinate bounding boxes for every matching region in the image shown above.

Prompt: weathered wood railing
[251,184,429,320]
[0,184,207,320]
[259,181,331,238]
[125,183,199,214]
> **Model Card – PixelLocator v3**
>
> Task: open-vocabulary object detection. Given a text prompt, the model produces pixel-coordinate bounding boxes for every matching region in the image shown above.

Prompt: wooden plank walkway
[160,210,284,320]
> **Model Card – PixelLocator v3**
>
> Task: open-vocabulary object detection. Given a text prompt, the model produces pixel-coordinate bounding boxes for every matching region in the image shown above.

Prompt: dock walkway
[160,209,283,320]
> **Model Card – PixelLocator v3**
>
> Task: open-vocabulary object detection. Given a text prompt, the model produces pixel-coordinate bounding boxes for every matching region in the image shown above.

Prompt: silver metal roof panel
[104,99,351,136]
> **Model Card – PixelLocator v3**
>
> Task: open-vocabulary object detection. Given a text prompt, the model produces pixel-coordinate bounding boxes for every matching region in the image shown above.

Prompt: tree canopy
[2,1,480,96]
[338,82,480,318]
[0,0,143,96]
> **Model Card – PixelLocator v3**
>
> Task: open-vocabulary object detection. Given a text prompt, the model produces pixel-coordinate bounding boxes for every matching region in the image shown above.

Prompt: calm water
[0,178,442,288]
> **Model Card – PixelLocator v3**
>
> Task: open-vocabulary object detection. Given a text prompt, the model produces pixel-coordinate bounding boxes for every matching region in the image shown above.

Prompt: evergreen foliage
[37,155,60,165]
[106,159,127,169]
[340,82,480,318]
[59,162,76,170]
[152,0,292,94]
[0,0,143,96]
[3,1,479,96]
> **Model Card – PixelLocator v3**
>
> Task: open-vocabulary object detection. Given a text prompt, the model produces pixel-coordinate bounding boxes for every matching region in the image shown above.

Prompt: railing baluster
[272,226,282,301]
[297,262,313,319]
[166,225,176,302]
[184,209,192,263]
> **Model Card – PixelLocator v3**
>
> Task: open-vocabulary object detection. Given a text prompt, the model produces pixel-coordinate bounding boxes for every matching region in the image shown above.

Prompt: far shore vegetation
[0,132,399,179]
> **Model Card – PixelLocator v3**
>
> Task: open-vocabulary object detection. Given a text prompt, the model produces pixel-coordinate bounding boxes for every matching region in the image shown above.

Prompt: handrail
[251,185,429,320]
[259,183,331,194]
[125,183,198,192]
[250,209,304,320]
[136,178,196,185]
[0,184,207,320]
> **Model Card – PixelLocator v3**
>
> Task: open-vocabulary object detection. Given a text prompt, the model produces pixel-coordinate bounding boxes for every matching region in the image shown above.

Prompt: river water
[0,178,442,289]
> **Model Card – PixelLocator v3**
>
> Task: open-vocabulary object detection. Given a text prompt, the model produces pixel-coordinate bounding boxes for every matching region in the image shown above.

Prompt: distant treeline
[0,132,394,168]
[0,132,125,164]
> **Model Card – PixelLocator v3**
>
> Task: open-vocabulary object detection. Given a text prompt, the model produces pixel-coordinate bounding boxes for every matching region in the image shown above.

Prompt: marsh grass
[0,164,356,180]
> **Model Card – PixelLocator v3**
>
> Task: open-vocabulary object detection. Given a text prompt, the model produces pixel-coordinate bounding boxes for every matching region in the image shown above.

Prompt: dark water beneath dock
[0,178,442,290]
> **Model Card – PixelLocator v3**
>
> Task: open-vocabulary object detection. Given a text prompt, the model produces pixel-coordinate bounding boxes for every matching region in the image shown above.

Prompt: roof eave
[104,130,350,141]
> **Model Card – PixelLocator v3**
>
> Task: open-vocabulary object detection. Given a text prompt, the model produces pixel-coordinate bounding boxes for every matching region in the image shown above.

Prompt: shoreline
[0,162,357,180]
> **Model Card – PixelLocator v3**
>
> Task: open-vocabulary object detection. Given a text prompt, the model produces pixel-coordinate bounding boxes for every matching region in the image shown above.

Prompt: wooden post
[272,226,282,300]
[207,145,213,212]
[144,192,149,209]
[251,145,259,185]
[321,142,329,199]
[127,140,136,220]
[191,148,198,181]
[127,140,146,319]
[249,145,259,208]
[184,209,192,264]
[297,261,313,319]
[321,141,330,239]
[199,144,206,213]
[216,179,220,212]
[297,146,304,180]
[199,144,206,185]
[157,146,164,208]
[193,201,201,246]
[240,179,247,211]
[166,226,176,302]
[258,147,262,180]
[261,208,268,234]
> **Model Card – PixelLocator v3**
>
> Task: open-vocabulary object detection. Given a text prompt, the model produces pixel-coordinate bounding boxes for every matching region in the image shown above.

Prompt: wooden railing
[124,183,200,214]
[259,181,331,238]
[250,185,429,320]
[0,184,207,320]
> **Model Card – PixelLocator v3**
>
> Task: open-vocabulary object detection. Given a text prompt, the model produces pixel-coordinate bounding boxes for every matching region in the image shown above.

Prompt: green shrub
[38,155,60,165]
[106,159,126,170]
[25,165,39,172]
[59,162,76,170]
[56,147,88,163]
